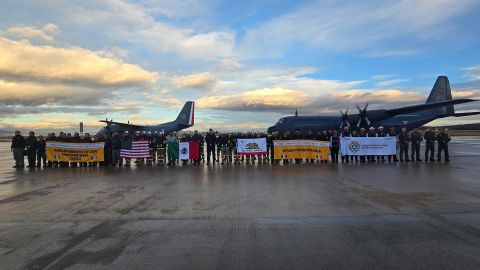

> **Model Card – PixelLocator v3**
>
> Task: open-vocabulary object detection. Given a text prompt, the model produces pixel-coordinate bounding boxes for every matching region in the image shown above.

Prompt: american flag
[120,140,150,159]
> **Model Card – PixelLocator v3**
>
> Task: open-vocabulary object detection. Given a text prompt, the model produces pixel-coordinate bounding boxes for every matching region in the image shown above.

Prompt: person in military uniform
[330,130,340,163]
[110,132,122,166]
[387,127,398,162]
[410,128,423,161]
[25,131,38,168]
[36,135,47,167]
[436,128,451,162]
[157,132,167,165]
[423,128,436,162]
[11,130,25,168]
[205,128,217,165]
[398,127,410,162]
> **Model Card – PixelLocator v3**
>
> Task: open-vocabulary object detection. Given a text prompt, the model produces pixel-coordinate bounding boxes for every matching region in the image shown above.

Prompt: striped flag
[120,139,150,159]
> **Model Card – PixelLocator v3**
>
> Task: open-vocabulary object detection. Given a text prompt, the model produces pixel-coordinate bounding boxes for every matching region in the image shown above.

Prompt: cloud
[171,72,217,91]
[0,37,158,87]
[241,0,478,58]
[6,23,59,43]
[63,0,235,60]
[214,59,244,72]
[463,65,480,80]
[197,87,426,114]
[149,97,183,107]
[376,79,409,87]
[197,88,311,111]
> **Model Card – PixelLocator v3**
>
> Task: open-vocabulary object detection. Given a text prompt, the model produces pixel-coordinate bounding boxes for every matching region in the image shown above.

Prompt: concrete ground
[1,137,480,270]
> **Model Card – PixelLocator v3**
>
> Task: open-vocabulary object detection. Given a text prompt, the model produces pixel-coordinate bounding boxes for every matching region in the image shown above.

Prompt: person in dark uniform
[110,132,122,166]
[11,130,25,168]
[436,128,451,162]
[340,126,350,163]
[330,130,340,163]
[25,131,38,168]
[398,127,410,162]
[423,128,436,162]
[36,135,47,167]
[387,127,398,162]
[410,128,423,161]
[205,128,216,165]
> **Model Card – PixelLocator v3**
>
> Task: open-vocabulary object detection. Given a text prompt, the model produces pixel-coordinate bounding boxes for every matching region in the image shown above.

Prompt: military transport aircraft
[96,101,194,137]
[267,76,480,133]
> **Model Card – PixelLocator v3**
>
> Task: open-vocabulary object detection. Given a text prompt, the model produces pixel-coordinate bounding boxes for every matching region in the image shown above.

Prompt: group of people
[10,126,452,168]
[333,126,451,163]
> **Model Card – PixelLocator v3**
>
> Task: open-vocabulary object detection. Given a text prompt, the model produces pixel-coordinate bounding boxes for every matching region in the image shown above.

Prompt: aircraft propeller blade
[356,104,362,113]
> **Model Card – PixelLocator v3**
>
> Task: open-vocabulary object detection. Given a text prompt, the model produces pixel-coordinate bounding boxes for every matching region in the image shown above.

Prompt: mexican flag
[167,142,179,160]
[178,141,200,160]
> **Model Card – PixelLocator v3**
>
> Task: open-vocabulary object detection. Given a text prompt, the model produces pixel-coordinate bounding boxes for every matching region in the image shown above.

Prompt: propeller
[356,102,371,128]
[339,109,351,128]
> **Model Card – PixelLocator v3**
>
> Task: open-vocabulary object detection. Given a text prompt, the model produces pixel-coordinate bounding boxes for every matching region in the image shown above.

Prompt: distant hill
[422,123,480,130]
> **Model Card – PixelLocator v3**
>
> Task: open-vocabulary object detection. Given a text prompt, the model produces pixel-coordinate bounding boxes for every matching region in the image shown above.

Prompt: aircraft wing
[437,111,480,118]
[386,99,477,116]
[99,120,145,128]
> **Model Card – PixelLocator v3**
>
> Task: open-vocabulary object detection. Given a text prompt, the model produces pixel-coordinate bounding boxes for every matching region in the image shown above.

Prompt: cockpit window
[277,118,286,124]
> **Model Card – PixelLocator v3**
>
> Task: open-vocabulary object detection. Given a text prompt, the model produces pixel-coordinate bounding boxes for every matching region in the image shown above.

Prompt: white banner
[179,142,190,160]
[340,137,396,156]
[236,138,267,155]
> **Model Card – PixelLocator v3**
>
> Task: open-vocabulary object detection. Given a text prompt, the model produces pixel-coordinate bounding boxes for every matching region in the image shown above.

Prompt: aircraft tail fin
[174,101,194,126]
[424,76,455,115]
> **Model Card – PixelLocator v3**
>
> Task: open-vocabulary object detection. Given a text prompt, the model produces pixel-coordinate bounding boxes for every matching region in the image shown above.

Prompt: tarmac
[1,137,480,270]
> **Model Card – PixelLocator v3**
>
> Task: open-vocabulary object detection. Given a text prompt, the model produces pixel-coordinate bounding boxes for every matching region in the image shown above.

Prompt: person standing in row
[423,128,436,162]
[191,130,203,165]
[330,130,340,163]
[437,128,451,162]
[36,135,47,167]
[25,131,38,168]
[410,128,423,162]
[205,128,216,165]
[387,127,398,162]
[166,131,178,166]
[110,132,122,166]
[11,130,25,168]
[398,127,410,162]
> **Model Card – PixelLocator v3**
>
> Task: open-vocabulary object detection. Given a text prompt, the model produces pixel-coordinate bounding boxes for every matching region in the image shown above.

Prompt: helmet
[378,126,384,129]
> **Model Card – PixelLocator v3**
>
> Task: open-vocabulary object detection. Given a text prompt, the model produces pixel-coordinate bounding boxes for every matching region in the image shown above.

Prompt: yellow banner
[273,140,330,160]
[46,142,105,162]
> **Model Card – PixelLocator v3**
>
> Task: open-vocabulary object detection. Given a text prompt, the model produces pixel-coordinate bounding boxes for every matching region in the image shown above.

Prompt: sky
[1,0,480,134]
